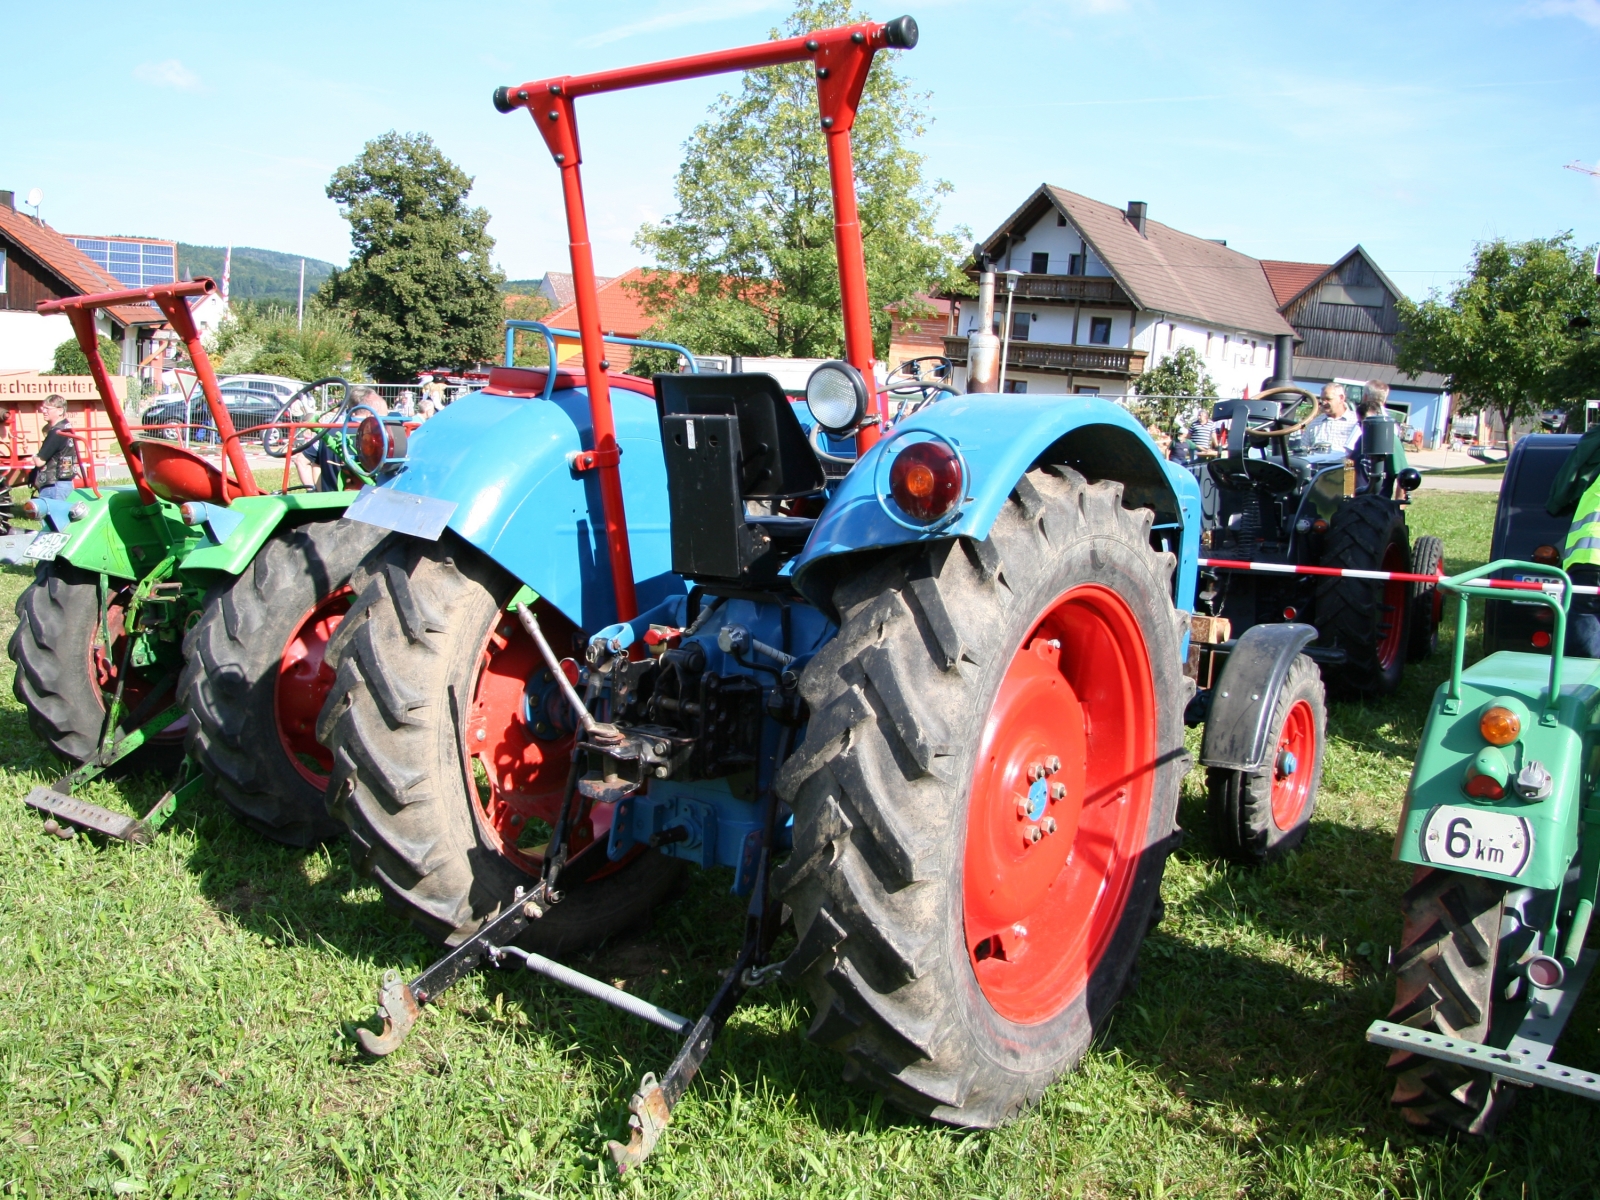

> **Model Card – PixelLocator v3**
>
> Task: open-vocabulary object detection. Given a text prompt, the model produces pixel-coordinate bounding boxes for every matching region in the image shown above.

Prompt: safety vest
[1565,474,1600,567]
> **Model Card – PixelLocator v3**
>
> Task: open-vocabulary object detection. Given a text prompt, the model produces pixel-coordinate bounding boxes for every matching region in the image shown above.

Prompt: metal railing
[942,336,1147,376]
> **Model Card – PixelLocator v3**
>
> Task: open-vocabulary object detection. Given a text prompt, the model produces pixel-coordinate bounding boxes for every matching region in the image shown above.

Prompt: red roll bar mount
[37,278,260,506]
[495,14,919,622]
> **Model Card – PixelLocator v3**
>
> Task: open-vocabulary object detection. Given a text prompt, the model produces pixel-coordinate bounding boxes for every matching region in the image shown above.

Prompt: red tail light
[1532,630,1552,649]
[357,416,393,473]
[1463,773,1505,800]
[889,440,963,524]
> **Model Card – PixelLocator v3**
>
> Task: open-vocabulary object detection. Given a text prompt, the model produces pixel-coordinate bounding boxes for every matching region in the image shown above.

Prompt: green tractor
[1368,560,1600,1131]
[12,279,394,844]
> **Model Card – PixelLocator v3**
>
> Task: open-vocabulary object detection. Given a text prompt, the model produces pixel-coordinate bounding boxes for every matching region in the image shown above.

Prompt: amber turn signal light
[1479,705,1521,746]
[1532,544,1561,565]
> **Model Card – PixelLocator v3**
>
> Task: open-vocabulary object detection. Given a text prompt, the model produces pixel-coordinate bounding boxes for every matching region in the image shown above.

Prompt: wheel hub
[275,587,353,786]
[963,583,1157,1025]
[1270,698,1317,831]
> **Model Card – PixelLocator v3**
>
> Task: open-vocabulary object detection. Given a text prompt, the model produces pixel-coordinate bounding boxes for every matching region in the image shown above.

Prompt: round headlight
[804,361,868,434]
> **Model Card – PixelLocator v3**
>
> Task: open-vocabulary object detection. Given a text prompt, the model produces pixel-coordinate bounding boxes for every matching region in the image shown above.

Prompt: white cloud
[1529,0,1600,26]
[133,59,202,90]
[578,0,780,49]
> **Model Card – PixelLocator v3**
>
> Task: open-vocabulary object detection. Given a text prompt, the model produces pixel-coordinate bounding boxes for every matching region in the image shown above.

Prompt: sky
[6,0,1599,299]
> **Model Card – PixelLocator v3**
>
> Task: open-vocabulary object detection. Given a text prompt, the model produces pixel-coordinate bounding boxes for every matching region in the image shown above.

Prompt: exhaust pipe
[966,249,1000,393]
[1272,333,1295,388]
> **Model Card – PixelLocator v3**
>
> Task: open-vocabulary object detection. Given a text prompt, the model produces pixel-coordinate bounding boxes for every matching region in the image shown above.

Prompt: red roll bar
[495,15,916,621]
[38,278,260,506]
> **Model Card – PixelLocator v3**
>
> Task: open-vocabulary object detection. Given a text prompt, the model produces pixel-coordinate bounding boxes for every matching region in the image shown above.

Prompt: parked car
[141,374,304,442]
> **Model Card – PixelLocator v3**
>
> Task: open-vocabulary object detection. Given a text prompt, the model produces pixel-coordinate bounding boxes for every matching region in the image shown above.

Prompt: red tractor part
[492,14,916,622]
[37,279,259,506]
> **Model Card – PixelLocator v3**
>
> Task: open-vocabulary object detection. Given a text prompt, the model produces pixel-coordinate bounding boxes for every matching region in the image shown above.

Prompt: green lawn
[4,491,1600,1198]
[1421,462,1506,479]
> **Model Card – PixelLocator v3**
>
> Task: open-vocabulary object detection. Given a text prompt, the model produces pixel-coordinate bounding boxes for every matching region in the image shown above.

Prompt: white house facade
[941,186,1298,400]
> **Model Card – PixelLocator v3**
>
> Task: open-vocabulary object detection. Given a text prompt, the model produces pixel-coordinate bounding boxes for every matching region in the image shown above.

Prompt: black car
[141,375,303,442]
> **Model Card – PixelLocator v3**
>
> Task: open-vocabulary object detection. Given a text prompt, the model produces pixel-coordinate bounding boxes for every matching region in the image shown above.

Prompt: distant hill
[177,244,339,303]
[502,278,545,294]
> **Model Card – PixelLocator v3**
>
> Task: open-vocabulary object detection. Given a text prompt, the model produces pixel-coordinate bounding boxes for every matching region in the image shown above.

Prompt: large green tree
[1395,234,1600,445]
[323,132,505,380]
[631,0,966,361]
[1130,346,1217,430]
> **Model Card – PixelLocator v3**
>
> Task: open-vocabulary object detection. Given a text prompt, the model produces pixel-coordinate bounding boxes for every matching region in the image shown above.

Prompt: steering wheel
[263,377,354,458]
[1244,385,1320,438]
[883,356,955,422]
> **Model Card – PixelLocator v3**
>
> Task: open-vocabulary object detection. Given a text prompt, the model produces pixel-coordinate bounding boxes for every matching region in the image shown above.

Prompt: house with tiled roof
[940,185,1296,398]
[1262,248,1451,446]
[543,268,682,372]
[0,190,165,372]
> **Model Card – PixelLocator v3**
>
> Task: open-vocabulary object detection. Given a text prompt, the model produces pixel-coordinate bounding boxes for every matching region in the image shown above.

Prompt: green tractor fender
[177,490,355,578]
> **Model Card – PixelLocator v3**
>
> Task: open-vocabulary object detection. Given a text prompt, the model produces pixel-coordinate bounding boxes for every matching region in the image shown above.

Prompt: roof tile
[0,207,163,328]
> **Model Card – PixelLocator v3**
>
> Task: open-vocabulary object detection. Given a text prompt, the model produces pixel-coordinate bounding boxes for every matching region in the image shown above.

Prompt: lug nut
[1044,755,1061,774]
[1016,800,1030,819]
[475,728,487,741]
[1027,763,1045,782]
[1050,782,1066,802]
[1042,817,1057,835]
[1024,825,1042,845]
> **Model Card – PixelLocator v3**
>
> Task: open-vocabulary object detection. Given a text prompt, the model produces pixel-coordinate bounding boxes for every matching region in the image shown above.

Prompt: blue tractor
[317,15,1327,1169]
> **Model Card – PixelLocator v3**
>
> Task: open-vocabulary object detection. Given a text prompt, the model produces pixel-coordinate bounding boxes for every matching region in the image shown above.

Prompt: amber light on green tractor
[1479,703,1522,746]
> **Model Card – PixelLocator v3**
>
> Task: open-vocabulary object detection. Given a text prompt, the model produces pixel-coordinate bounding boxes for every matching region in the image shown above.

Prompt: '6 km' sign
[1421,805,1534,879]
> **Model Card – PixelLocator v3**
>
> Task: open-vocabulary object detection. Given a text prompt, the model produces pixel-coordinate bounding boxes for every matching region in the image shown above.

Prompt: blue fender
[792,395,1200,613]
[378,386,684,630]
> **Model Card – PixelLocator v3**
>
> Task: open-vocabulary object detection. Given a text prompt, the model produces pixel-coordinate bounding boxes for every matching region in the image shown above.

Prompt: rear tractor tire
[1206,653,1326,864]
[774,466,1189,1126]
[179,518,390,847]
[1386,867,1519,1135]
[315,532,686,954]
[1315,494,1412,696]
[10,560,184,768]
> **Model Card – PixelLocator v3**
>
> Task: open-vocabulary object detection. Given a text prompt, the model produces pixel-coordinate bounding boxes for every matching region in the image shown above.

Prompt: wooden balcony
[942,336,1148,379]
[948,272,1134,308]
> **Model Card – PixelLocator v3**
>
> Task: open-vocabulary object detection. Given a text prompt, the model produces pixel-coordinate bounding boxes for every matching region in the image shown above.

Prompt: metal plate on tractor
[1367,1020,1600,1102]
[345,486,458,541]
[24,786,153,843]
[1419,804,1533,879]
[24,531,69,562]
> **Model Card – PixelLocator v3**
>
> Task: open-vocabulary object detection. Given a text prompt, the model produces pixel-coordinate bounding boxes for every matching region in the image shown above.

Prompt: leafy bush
[45,334,123,376]
[206,301,357,381]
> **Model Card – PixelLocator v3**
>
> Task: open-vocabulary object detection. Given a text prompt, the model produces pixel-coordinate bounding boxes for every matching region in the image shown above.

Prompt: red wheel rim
[275,587,353,787]
[962,583,1157,1025]
[1376,542,1408,669]
[1269,698,1317,831]
[88,583,183,742]
[461,602,628,880]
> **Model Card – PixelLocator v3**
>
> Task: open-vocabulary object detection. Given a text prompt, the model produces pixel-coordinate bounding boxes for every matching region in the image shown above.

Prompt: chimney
[1126,201,1147,237]
[0,190,12,212]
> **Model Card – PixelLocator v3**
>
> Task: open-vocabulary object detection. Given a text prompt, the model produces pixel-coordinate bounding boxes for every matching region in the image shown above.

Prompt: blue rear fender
[379,386,683,631]
[792,395,1200,614]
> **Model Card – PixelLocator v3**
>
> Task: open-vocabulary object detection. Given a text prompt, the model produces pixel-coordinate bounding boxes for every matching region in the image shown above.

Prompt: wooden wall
[0,235,69,313]
[1283,253,1400,366]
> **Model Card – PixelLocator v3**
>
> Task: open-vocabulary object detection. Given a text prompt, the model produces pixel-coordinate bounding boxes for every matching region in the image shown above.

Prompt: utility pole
[298,258,305,330]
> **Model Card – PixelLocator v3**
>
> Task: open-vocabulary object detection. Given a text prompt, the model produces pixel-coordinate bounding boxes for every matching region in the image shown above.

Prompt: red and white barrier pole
[1198,557,1600,596]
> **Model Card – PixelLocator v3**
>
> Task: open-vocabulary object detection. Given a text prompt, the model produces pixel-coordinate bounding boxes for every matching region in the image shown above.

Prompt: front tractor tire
[774,466,1188,1126]
[10,560,183,767]
[315,532,685,954]
[1206,653,1326,864]
[1315,494,1412,696]
[179,518,389,847]
[1407,534,1445,663]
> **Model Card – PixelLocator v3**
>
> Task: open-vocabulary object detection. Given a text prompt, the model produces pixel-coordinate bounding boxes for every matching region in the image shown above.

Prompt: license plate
[1420,804,1534,878]
[23,532,69,562]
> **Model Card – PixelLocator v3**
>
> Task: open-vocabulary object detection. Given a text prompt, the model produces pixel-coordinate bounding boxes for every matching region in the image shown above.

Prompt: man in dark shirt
[32,395,78,501]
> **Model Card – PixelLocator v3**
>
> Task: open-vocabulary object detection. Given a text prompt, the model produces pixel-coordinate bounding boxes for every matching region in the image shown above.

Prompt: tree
[631,0,966,361]
[323,132,505,380]
[1395,234,1600,447]
[1130,346,1217,430]
[504,293,554,368]
[45,334,123,376]
[207,300,357,380]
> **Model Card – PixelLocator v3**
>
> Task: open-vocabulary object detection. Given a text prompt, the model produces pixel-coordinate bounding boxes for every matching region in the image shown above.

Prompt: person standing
[31,395,79,501]
[1302,383,1361,457]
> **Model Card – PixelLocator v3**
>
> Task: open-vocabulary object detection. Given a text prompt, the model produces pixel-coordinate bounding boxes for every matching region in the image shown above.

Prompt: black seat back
[654,373,825,499]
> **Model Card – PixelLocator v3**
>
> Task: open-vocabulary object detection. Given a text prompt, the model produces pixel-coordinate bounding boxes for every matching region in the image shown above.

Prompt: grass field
[1420,463,1506,479]
[4,491,1600,1198]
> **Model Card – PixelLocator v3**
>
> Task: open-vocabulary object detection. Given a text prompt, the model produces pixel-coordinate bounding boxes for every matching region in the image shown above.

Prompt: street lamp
[998,270,1021,393]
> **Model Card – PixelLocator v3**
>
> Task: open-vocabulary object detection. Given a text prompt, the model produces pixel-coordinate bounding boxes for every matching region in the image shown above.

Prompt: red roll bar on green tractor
[491,13,918,620]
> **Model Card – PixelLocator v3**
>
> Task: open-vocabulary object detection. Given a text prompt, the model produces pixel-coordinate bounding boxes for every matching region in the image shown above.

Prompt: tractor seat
[136,439,247,505]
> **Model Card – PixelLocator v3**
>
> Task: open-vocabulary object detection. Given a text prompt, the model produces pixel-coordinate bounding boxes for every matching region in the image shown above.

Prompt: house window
[1010,310,1031,342]
[1074,386,1100,395]
[1068,254,1084,276]
[1088,317,1112,345]
[1057,214,1067,226]
[0,249,6,294]
[1004,380,1028,394]
[1030,252,1049,274]
[1166,323,1175,349]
